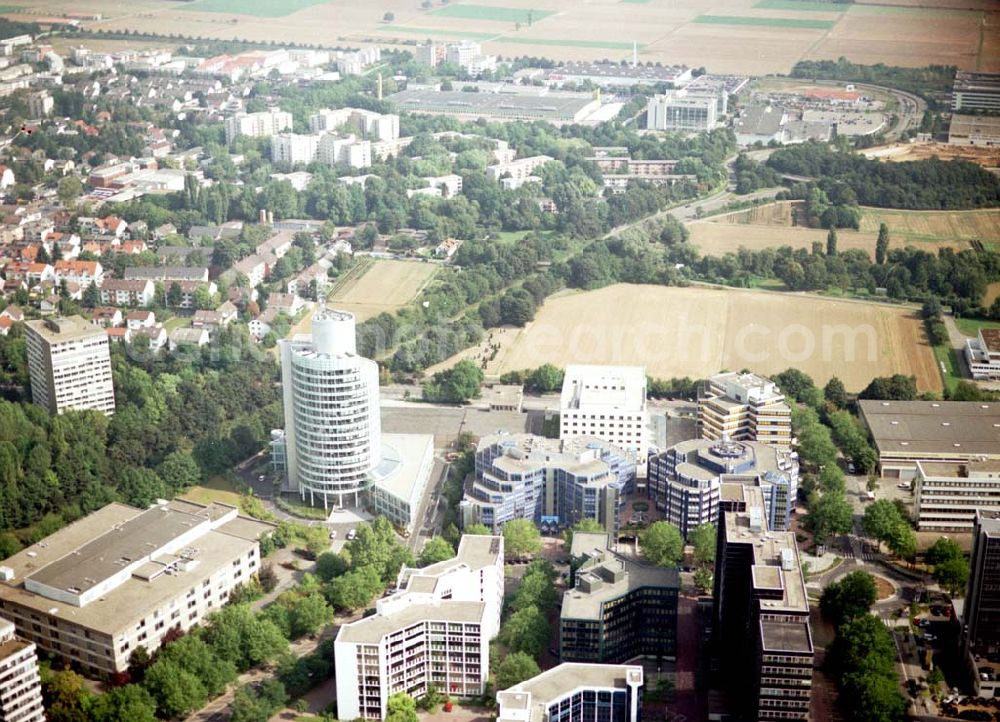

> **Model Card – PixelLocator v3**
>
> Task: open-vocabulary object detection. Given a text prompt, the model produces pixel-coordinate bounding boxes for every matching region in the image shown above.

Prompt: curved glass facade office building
[279,309,381,508]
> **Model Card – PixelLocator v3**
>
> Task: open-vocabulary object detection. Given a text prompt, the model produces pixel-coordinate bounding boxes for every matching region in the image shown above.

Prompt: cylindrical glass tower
[280,309,381,509]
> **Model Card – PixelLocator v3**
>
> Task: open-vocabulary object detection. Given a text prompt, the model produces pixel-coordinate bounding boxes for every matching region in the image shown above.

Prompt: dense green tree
[345,516,414,582]
[640,521,684,567]
[805,491,853,545]
[422,360,484,404]
[862,500,904,550]
[496,652,542,690]
[288,592,334,638]
[526,363,564,392]
[158,634,236,697]
[200,604,288,671]
[824,377,848,409]
[827,228,838,257]
[230,680,288,722]
[463,523,492,535]
[315,551,350,582]
[418,536,455,566]
[503,518,542,558]
[500,606,550,657]
[143,659,207,719]
[821,571,877,626]
[324,565,384,611]
[386,693,418,722]
[87,685,158,722]
[688,523,717,565]
[43,669,93,722]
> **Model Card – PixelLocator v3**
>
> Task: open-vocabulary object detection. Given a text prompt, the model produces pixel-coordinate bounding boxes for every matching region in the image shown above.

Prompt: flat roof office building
[334,535,504,720]
[0,500,273,675]
[462,433,636,534]
[648,437,799,536]
[952,72,1000,113]
[712,483,813,722]
[25,316,115,416]
[561,365,648,475]
[646,91,719,132]
[915,460,1000,532]
[699,372,792,449]
[859,400,1000,479]
[561,532,678,665]
[963,511,1000,698]
[497,664,644,722]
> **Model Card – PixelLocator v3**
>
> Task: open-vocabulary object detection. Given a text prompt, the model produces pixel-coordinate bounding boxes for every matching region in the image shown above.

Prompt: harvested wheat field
[859,208,1000,245]
[434,284,941,393]
[328,259,438,322]
[689,222,885,256]
[690,201,984,256]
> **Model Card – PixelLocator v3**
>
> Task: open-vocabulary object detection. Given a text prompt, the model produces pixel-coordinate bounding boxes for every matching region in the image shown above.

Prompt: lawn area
[933,343,964,395]
[495,36,645,49]
[384,26,499,40]
[749,277,788,291]
[431,4,554,23]
[164,316,188,332]
[185,0,327,16]
[694,14,836,28]
[955,317,1000,336]
[181,479,244,507]
[754,0,846,11]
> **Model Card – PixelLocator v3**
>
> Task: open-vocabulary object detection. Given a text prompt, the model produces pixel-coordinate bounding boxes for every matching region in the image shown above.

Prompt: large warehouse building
[858,400,1000,479]
[388,88,602,124]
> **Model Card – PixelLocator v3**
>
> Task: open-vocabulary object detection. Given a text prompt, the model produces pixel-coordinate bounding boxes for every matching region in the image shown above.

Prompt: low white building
[497,664,644,722]
[915,459,1000,532]
[486,155,553,183]
[368,433,435,533]
[966,328,1000,380]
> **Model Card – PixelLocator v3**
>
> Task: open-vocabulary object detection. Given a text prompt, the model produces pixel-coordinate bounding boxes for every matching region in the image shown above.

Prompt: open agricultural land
[433,284,941,393]
[326,258,438,322]
[688,201,1000,256]
[2,0,996,74]
[862,141,1000,169]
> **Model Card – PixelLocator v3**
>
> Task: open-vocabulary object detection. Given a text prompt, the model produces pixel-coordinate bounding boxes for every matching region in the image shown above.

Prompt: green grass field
[185,0,327,16]
[754,0,846,12]
[495,37,645,49]
[956,317,1000,336]
[386,26,498,39]
[431,4,554,23]
[694,14,836,28]
[932,343,964,395]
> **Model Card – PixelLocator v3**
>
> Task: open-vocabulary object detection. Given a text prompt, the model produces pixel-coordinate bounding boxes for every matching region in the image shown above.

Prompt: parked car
[328,530,337,539]
[347,528,357,540]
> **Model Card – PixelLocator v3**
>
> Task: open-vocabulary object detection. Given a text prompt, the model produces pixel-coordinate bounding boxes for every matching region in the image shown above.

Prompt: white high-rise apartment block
[224,108,292,144]
[317,134,372,169]
[560,365,649,473]
[445,41,496,76]
[309,108,399,141]
[279,309,381,508]
[335,535,504,720]
[0,618,45,722]
[25,316,115,416]
[698,371,792,448]
[271,133,320,165]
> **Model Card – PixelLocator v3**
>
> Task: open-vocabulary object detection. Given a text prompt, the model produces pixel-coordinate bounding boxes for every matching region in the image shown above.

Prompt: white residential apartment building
[270,132,372,168]
[965,328,1000,380]
[646,91,719,132]
[486,155,553,183]
[278,309,381,509]
[271,133,320,165]
[0,500,273,676]
[25,316,115,416]
[224,108,293,144]
[497,664,643,722]
[914,460,1000,532]
[335,535,504,720]
[444,41,497,77]
[560,365,649,475]
[309,108,400,141]
[0,618,45,722]
[698,372,792,448]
